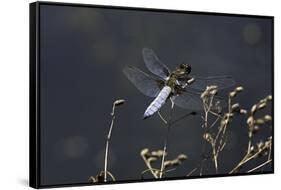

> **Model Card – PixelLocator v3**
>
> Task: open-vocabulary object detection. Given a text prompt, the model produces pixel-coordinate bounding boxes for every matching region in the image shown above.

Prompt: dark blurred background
[39,3,273,186]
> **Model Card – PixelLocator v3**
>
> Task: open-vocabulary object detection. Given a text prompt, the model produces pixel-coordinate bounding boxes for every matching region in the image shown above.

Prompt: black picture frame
[30,1,274,188]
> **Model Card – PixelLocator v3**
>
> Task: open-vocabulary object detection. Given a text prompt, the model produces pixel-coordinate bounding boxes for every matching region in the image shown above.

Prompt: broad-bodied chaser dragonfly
[123,48,235,119]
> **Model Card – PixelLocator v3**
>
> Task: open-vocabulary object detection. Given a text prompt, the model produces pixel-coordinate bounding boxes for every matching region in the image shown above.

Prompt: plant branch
[246,159,272,173]
[159,100,174,178]
[103,99,125,182]
[140,154,158,178]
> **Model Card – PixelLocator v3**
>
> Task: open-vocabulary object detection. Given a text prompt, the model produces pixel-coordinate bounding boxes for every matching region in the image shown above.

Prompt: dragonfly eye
[178,63,191,74]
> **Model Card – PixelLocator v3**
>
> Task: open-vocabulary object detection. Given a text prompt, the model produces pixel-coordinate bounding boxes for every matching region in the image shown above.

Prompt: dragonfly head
[179,63,191,75]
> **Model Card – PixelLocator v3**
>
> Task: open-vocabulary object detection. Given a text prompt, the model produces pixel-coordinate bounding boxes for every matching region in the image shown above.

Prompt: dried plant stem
[229,95,272,174]
[267,145,272,161]
[140,154,159,178]
[159,100,174,178]
[200,86,236,174]
[212,144,218,173]
[247,118,254,154]
[186,168,198,176]
[246,159,272,173]
[106,171,116,181]
[159,131,169,178]
[201,89,219,174]
[229,139,272,174]
[103,99,125,182]
[212,95,232,173]
[104,110,115,182]
[158,111,168,124]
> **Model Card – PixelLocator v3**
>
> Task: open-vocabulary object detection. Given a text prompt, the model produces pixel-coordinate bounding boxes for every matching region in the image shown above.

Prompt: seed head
[177,154,188,161]
[247,116,254,126]
[203,133,213,143]
[258,103,266,110]
[255,119,265,125]
[140,148,149,156]
[229,91,237,98]
[231,103,240,112]
[114,99,125,106]
[151,150,165,157]
[147,157,157,163]
[235,86,244,92]
[267,95,272,101]
[164,160,172,167]
[170,159,181,166]
[240,109,248,115]
[251,105,257,114]
[264,115,272,122]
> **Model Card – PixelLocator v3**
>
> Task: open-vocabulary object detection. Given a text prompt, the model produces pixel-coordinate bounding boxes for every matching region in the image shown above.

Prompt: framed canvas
[29,1,274,188]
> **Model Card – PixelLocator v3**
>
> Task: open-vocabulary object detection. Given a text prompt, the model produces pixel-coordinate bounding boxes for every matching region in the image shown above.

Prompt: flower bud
[114,99,125,106]
[235,86,244,92]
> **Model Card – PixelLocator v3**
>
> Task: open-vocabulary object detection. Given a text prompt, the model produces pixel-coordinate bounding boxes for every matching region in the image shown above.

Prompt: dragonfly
[123,48,235,119]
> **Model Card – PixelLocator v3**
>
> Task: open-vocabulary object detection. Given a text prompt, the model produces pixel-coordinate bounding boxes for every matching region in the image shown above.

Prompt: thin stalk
[140,154,158,178]
[104,110,115,182]
[158,111,168,124]
[186,168,198,176]
[103,99,125,182]
[200,132,207,176]
[159,100,174,178]
[200,94,214,175]
[246,159,272,173]
[229,139,271,174]
[212,144,218,173]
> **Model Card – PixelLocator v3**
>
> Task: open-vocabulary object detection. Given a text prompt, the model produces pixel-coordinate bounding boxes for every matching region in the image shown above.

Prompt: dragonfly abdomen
[143,86,172,119]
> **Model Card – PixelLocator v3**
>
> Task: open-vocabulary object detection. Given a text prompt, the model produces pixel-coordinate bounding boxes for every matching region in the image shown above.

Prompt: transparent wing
[123,66,164,97]
[172,90,226,111]
[188,75,235,92]
[172,90,203,111]
[142,48,170,79]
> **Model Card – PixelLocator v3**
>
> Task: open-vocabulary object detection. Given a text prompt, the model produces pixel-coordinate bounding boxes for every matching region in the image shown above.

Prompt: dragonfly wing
[172,90,204,111]
[172,90,227,111]
[188,75,235,92]
[142,48,170,79]
[123,66,164,97]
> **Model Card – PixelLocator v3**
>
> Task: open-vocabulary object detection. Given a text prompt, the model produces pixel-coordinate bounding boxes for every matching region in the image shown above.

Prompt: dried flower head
[247,116,254,126]
[255,119,265,125]
[114,99,126,106]
[177,154,188,161]
[250,145,255,153]
[140,148,149,156]
[240,109,248,115]
[257,141,265,151]
[267,95,272,101]
[210,89,218,95]
[231,103,240,112]
[229,91,237,98]
[164,160,172,167]
[235,86,244,92]
[201,85,218,99]
[147,157,157,163]
[170,159,181,166]
[203,133,214,144]
[258,103,266,110]
[151,150,165,157]
[264,115,272,122]
[251,105,257,114]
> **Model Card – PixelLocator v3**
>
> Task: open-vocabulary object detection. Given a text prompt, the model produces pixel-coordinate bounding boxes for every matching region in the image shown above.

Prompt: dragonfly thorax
[166,64,192,93]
